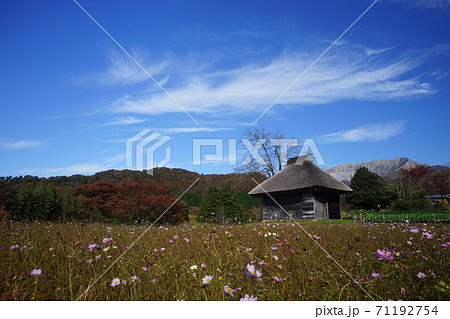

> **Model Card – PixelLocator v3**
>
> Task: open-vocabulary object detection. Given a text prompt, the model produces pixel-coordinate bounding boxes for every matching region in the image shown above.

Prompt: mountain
[326,157,420,184]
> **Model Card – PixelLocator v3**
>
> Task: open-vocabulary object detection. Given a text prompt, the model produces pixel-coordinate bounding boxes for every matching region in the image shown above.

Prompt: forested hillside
[0,168,265,223]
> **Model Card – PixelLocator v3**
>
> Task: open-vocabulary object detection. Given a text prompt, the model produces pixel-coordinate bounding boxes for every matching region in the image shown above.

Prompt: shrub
[0,206,10,220]
[391,198,433,211]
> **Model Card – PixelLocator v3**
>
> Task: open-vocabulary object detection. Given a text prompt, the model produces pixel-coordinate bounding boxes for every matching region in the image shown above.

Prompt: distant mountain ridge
[326,157,420,184]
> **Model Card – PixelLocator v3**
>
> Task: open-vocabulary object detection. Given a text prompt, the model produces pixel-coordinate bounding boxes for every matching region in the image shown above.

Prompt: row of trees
[0,180,185,223]
[347,165,449,211]
[0,175,262,224]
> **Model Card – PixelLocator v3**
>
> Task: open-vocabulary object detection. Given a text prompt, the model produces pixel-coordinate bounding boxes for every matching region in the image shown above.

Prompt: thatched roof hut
[248,155,352,220]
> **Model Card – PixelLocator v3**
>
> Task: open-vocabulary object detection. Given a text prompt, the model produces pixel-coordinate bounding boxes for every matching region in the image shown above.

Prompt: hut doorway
[314,193,328,219]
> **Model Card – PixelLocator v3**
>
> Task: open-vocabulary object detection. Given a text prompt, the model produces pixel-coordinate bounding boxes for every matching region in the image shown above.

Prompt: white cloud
[319,121,405,143]
[392,0,450,9]
[159,127,235,134]
[109,46,438,117]
[364,47,392,56]
[0,137,47,150]
[102,116,147,126]
[77,48,169,86]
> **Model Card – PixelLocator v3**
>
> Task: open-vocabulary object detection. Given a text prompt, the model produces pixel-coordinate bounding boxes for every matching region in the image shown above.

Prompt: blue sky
[0,0,449,177]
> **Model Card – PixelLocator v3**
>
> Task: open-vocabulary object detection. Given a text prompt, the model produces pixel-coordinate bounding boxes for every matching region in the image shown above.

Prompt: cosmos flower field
[0,220,448,301]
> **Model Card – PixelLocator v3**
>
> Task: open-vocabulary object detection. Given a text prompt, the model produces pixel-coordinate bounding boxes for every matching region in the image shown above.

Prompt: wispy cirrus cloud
[76,48,169,86]
[0,137,47,150]
[364,47,393,56]
[159,127,235,134]
[102,116,147,126]
[319,121,405,143]
[391,0,450,9]
[106,45,443,117]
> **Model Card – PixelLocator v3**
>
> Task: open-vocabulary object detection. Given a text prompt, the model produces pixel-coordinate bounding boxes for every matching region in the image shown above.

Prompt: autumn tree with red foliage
[388,164,449,211]
[398,164,449,197]
[74,181,184,223]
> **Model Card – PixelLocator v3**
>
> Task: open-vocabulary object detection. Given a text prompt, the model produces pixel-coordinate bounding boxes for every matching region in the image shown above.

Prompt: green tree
[17,184,35,220]
[347,167,390,210]
[74,195,87,220]
[91,207,104,222]
[197,185,244,224]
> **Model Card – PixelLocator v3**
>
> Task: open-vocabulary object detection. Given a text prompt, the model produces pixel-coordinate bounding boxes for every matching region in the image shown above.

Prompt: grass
[0,220,448,301]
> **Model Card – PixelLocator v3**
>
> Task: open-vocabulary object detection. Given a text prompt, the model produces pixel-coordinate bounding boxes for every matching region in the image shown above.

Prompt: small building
[248,155,352,220]
[425,194,449,205]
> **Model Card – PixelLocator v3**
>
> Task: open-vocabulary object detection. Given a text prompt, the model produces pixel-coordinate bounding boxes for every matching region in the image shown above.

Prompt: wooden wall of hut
[262,190,315,221]
[327,193,342,219]
[313,190,329,219]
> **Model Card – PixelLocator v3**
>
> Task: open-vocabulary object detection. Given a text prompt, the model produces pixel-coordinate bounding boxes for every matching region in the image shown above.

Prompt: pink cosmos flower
[376,249,394,261]
[111,278,120,287]
[410,228,419,233]
[240,295,258,301]
[224,285,236,297]
[371,272,380,278]
[184,238,190,242]
[245,264,262,278]
[87,243,102,252]
[142,267,147,271]
[273,255,279,261]
[274,276,283,282]
[10,245,19,250]
[201,262,207,268]
[423,232,433,239]
[30,269,42,276]
[131,276,140,283]
[417,272,426,279]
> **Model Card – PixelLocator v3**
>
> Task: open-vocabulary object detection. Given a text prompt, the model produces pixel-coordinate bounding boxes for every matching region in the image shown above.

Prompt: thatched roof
[248,155,352,196]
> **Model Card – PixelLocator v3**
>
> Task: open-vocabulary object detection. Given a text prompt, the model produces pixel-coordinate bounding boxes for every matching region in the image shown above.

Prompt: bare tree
[388,164,449,199]
[234,127,301,177]
[427,165,450,198]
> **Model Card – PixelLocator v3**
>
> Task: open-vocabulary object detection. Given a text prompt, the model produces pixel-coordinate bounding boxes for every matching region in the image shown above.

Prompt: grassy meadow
[0,219,448,301]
